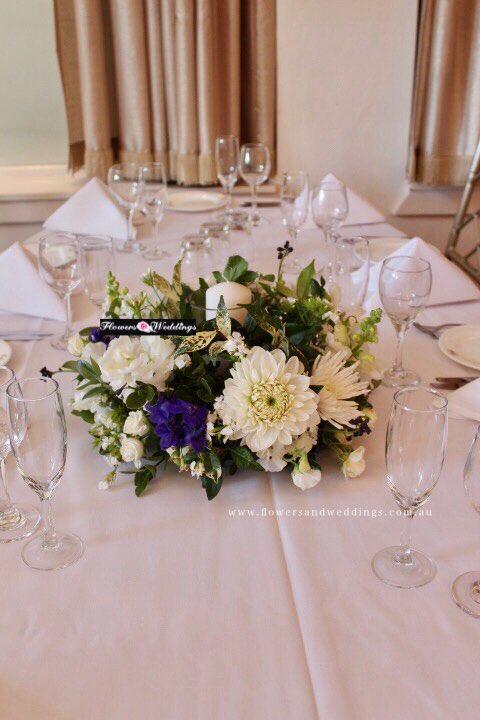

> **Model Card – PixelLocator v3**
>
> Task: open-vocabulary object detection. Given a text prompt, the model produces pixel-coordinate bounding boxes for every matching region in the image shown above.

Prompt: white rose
[342,446,366,478]
[104,454,119,467]
[123,410,149,437]
[292,466,322,490]
[95,407,117,429]
[72,389,102,413]
[120,436,144,468]
[67,333,85,357]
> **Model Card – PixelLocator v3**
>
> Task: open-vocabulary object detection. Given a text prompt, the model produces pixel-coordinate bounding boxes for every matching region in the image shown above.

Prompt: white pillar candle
[205,281,252,324]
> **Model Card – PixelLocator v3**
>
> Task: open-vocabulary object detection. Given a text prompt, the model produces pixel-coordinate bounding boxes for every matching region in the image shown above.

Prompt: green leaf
[212,271,225,283]
[223,255,248,282]
[76,360,100,383]
[198,377,214,403]
[296,260,316,300]
[203,474,223,500]
[82,386,104,400]
[174,330,217,358]
[71,410,95,424]
[125,388,149,410]
[172,261,183,295]
[208,340,226,358]
[236,270,258,284]
[230,445,264,471]
[89,356,102,377]
[216,295,231,338]
[61,360,80,373]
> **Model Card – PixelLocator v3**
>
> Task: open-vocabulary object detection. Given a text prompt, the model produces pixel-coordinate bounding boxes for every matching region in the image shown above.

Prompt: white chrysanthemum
[310,350,369,429]
[98,335,174,392]
[216,347,319,453]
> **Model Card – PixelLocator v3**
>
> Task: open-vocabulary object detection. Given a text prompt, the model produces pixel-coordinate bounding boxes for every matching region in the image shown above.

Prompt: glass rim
[381,256,431,273]
[39,232,78,246]
[241,142,267,150]
[335,235,370,245]
[80,234,113,246]
[393,386,448,413]
[0,365,14,389]
[6,376,59,403]
[109,162,139,172]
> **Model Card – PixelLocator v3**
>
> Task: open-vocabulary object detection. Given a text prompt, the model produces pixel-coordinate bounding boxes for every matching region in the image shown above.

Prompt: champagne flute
[452,426,480,617]
[139,162,169,261]
[38,233,82,351]
[372,387,448,588]
[280,171,309,271]
[379,256,432,387]
[240,143,271,226]
[0,366,40,542]
[215,135,239,218]
[80,235,114,308]
[107,163,144,253]
[311,179,348,280]
[7,377,84,570]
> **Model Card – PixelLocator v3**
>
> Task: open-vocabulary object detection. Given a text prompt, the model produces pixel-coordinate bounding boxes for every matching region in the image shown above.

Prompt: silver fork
[413,322,460,339]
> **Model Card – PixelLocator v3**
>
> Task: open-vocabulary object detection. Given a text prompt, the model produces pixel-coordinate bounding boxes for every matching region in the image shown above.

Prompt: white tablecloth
[2,206,480,720]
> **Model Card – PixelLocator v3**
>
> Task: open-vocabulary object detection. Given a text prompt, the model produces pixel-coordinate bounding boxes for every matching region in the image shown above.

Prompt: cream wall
[276,0,454,249]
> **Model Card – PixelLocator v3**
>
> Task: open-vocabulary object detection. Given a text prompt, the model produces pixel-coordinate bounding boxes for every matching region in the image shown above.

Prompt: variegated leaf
[174,330,217,357]
[208,340,226,357]
[165,298,180,318]
[216,295,231,338]
[172,261,183,296]
[152,272,179,301]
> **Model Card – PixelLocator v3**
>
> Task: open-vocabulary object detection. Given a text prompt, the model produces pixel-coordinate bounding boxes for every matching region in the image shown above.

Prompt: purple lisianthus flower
[89,328,114,346]
[146,396,209,453]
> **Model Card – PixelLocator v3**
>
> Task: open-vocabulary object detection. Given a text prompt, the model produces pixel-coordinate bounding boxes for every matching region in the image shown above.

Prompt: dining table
[2,199,480,720]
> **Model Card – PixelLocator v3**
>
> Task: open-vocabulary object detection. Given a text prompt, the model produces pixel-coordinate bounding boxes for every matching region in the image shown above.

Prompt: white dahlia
[216,347,319,453]
[310,350,369,429]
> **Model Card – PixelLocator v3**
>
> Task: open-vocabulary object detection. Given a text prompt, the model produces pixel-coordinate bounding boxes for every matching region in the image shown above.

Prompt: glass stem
[226,183,233,214]
[393,324,407,373]
[64,293,72,341]
[127,207,135,243]
[153,219,160,248]
[251,183,258,221]
[41,497,57,549]
[324,229,335,279]
[0,457,13,514]
[399,510,414,563]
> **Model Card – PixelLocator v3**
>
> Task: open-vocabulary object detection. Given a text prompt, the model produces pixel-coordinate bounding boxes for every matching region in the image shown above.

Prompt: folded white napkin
[366,236,480,309]
[43,177,131,240]
[448,378,480,422]
[0,242,65,320]
[305,173,385,229]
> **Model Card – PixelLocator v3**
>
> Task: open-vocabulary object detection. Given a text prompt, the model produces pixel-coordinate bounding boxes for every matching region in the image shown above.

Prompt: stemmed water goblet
[452,426,480,617]
[240,143,271,226]
[379,256,432,387]
[7,377,84,570]
[38,233,82,350]
[216,135,239,220]
[107,163,144,253]
[333,236,370,315]
[311,179,349,280]
[280,171,309,271]
[372,387,448,588]
[80,235,114,309]
[139,162,169,261]
[0,366,40,542]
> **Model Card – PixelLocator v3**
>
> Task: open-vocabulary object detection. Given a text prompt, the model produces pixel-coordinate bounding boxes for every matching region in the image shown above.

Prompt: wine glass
[452,425,480,617]
[0,366,40,542]
[280,171,309,271]
[199,222,231,266]
[215,135,239,218]
[6,377,84,570]
[333,236,370,315]
[179,235,212,285]
[80,235,114,309]
[372,387,448,588]
[38,233,82,350]
[379,256,432,387]
[240,143,271,226]
[107,163,144,253]
[312,180,348,280]
[139,162,169,261]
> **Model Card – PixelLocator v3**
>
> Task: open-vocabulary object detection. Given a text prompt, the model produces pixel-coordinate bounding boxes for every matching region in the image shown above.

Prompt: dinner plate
[367,237,409,264]
[438,324,480,371]
[0,339,12,366]
[167,191,226,213]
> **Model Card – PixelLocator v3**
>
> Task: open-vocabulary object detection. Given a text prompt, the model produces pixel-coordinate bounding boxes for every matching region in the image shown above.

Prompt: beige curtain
[54,0,276,184]
[408,0,480,186]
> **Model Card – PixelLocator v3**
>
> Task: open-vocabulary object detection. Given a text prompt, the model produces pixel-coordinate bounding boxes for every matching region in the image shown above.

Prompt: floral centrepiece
[52,249,381,499]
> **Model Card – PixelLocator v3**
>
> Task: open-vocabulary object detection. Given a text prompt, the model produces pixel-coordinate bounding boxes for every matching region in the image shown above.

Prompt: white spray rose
[120,436,144,468]
[123,411,149,437]
[342,446,366,478]
[292,454,322,490]
[67,333,85,357]
[72,389,102,413]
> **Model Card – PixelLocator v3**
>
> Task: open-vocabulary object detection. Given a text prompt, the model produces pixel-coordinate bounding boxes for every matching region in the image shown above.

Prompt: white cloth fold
[366,236,480,310]
[43,177,130,240]
[0,242,65,320]
[448,378,480,422]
